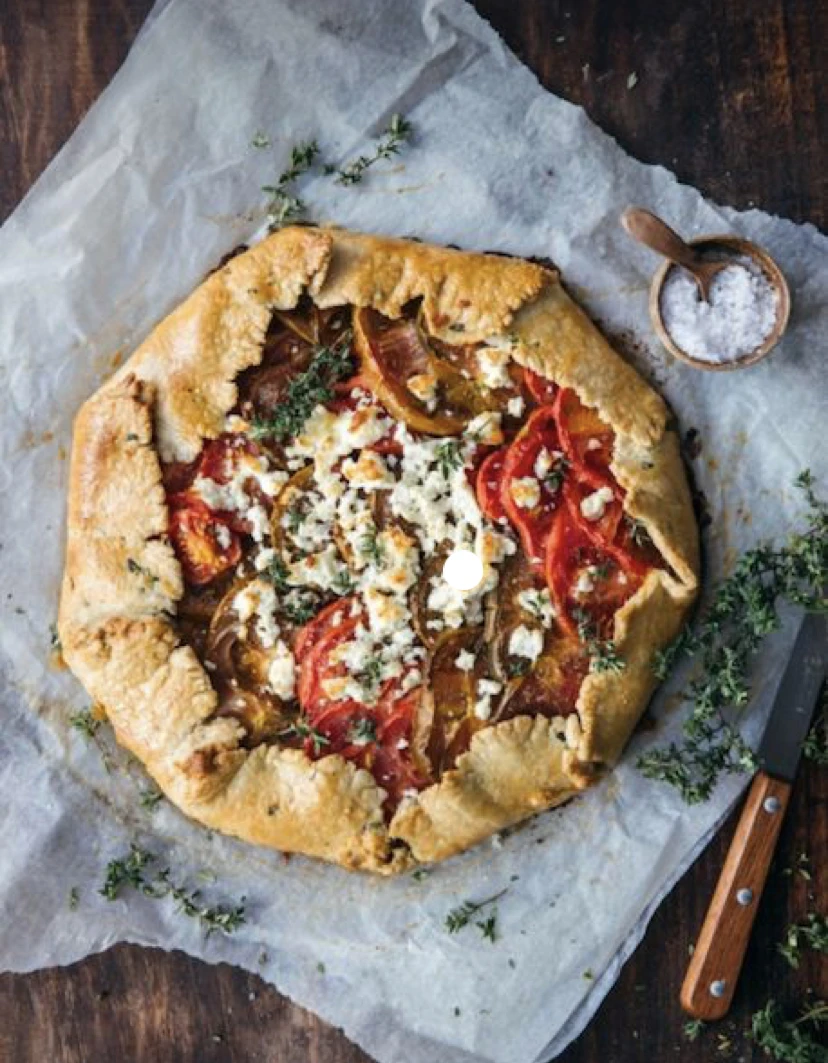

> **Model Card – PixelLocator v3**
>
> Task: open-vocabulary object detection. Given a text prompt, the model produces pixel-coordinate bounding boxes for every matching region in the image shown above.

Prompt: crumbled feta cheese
[508,624,544,661]
[507,395,525,418]
[534,448,553,479]
[465,411,504,445]
[267,641,296,700]
[341,450,395,490]
[511,476,540,510]
[580,486,614,522]
[288,544,346,593]
[477,345,513,389]
[474,677,503,720]
[407,372,439,411]
[574,569,595,596]
[517,587,555,628]
[232,580,280,648]
[586,437,603,451]
[455,649,476,671]
[214,523,232,549]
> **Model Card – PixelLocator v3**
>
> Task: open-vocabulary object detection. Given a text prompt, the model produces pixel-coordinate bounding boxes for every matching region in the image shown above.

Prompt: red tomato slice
[554,389,616,491]
[294,598,357,660]
[523,368,559,405]
[168,497,241,586]
[501,407,565,569]
[563,478,624,553]
[296,603,362,708]
[475,448,508,522]
[197,435,254,484]
[545,505,640,637]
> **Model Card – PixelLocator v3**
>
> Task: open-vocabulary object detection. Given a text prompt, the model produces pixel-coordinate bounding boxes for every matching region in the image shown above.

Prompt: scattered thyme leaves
[283,593,317,626]
[139,787,164,812]
[68,886,80,911]
[332,569,356,596]
[779,913,828,969]
[250,131,270,149]
[69,707,101,739]
[638,471,827,804]
[435,440,464,479]
[411,868,430,882]
[359,528,384,565]
[250,334,354,443]
[683,1019,706,1041]
[335,114,413,185]
[573,609,625,674]
[506,657,531,678]
[49,623,61,653]
[445,889,507,943]
[359,657,384,699]
[100,844,246,936]
[279,716,330,755]
[262,139,320,229]
[266,556,291,591]
[750,999,827,1063]
[348,717,377,746]
[544,454,569,494]
[286,507,306,534]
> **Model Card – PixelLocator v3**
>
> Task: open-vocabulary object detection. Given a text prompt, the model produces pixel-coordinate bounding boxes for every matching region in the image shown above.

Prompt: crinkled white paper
[0,2,825,1061]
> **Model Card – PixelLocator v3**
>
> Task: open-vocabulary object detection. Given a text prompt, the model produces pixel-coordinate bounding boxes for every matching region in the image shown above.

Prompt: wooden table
[1,2,825,1061]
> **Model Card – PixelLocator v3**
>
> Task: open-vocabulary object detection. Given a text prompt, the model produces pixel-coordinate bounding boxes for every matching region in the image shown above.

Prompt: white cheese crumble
[580,486,614,522]
[267,641,296,700]
[455,649,476,671]
[586,437,602,451]
[508,624,544,662]
[534,448,553,479]
[507,395,525,418]
[477,345,513,389]
[407,372,439,411]
[232,580,280,648]
[517,587,555,628]
[474,678,503,720]
[574,567,597,596]
[511,476,540,510]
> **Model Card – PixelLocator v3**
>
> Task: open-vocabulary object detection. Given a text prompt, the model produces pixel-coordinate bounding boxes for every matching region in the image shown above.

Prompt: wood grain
[0,2,826,1062]
[681,773,793,1021]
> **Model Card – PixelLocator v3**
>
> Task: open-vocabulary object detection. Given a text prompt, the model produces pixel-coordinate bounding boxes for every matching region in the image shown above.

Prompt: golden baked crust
[59,226,699,873]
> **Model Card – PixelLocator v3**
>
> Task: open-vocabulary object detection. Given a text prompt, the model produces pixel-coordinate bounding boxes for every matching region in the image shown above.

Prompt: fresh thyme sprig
[572,609,625,674]
[279,716,330,755]
[544,454,569,494]
[638,471,827,804]
[334,114,413,186]
[139,787,164,812]
[100,844,246,936]
[750,999,827,1063]
[435,440,464,479]
[250,334,354,444]
[266,556,291,591]
[359,528,385,566]
[359,656,385,699]
[445,889,508,943]
[348,717,377,746]
[283,591,318,626]
[779,913,828,969]
[263,139,320,230]
[69,707,102,739]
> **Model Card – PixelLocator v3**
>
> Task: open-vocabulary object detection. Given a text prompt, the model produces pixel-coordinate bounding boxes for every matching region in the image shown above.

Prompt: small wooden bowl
[649,235,791,372]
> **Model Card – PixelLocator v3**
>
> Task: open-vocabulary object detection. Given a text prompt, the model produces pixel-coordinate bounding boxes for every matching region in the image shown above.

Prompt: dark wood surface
[1,2,825,1061]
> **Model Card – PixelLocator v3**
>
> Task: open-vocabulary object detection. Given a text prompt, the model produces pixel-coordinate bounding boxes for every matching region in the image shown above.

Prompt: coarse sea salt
[659,257,779,364]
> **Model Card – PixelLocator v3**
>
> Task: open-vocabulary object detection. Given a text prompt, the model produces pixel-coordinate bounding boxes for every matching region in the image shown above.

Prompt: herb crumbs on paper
[445,889,508,943]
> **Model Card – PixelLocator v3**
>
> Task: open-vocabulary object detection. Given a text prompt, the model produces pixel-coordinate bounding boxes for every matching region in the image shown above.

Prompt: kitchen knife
[680,612,827,1021]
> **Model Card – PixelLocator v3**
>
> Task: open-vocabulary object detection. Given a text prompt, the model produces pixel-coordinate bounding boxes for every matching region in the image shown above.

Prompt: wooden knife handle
[680,772,792,1020]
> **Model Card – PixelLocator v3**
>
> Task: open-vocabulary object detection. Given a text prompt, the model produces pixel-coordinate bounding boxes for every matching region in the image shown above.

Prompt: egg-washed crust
[59,226,699,873]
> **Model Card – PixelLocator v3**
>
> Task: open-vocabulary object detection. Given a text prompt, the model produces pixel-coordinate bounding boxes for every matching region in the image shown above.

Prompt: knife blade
[681,610,826,1022]
[757,611,827,781]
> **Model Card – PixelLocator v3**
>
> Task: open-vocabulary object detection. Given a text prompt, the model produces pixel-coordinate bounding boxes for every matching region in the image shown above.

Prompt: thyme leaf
[263,139,320,229]
[544,454,569,493]
[638,471,827,804]
[348,717,377,746]
[69,707,102,739]
[279,716,330,755]
[750,999,827,1063]
[445,888,508,943]
[139,788,164,812]
[572,609,625,674]
[779,913,828,969]
[250,334,354,443]
[100,844,246,936]
[435,440,464,479]
[335,114,413,185]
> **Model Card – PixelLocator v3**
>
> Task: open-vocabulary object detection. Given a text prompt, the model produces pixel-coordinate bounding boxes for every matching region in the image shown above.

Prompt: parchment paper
[0,2,825,1061]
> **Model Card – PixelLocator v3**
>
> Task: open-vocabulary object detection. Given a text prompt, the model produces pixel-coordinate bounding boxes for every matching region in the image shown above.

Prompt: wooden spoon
[621,207,728,301]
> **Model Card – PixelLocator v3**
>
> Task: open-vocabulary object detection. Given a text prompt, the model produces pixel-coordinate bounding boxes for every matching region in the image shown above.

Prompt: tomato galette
[59,227,698,873]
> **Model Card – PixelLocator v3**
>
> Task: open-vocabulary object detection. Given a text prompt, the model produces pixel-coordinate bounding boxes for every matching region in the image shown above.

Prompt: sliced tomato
[294,598,356,660]
[502,638,589,721]
[501,407,566,569]
[475,448,508,521]
[564,478,624,554]
[554,388,616,491]
[168,497,241,586]
[372,687,430,801]
[545,505,640,637]
[197,435,256,484]
[295,600,362,707]
[523,368,558,405]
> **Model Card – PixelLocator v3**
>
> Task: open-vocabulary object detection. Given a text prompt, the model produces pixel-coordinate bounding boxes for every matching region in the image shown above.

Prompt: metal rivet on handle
[763,796,781,814]
[736,888,754,906]
[710,980,727,998]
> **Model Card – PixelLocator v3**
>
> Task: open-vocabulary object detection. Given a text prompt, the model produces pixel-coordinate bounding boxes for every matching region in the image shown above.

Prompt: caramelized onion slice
[354,307,495,436]
[422,628,488,773]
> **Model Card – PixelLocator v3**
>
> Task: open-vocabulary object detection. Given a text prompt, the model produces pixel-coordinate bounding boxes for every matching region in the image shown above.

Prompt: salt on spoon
[621,207,790,371]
